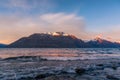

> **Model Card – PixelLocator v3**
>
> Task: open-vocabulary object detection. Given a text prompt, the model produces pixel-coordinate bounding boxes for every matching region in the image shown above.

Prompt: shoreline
[0,58,120,80]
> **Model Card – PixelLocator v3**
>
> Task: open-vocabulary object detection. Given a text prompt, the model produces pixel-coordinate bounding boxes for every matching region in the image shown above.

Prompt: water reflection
[0,48,120,60]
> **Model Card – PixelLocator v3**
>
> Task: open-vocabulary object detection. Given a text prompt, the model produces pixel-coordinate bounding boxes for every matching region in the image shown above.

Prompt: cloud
[0,13,86,44]
[7,0,29,9]
[0,12,120,44]
[101,25,120,42]
[87,25,120,42]
[0,0,55,13]
[39,13,85,33]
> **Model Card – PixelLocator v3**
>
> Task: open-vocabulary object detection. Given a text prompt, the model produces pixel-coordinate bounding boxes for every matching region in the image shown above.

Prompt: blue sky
[0,0,120,44]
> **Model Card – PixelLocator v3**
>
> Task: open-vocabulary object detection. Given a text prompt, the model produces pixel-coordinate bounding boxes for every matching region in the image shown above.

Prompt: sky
[0,0,120,44]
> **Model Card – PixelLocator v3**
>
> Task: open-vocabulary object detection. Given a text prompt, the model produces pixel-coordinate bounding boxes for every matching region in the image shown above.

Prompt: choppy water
[0,48,120,80]
[0,48,120,60]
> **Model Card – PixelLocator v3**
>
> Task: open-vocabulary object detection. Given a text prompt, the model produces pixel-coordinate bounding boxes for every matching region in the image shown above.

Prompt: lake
[0,48,120,80]
[0,48,120,60]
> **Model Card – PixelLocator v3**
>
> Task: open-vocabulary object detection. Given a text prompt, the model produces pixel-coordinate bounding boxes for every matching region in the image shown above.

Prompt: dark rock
[60,70,68,74]
[106,75,119,80]
[111,66,117,70]
[35,74,47,79]
[3,56,47,61]
[110,63,118,70]
[97,64,104,66]
[19,77,34,80]
[43,75,75,80]
[35,73,53,79]
[75,68,86,75]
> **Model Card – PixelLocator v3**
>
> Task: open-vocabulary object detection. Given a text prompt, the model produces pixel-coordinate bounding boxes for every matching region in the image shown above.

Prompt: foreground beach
[0,57,120,80]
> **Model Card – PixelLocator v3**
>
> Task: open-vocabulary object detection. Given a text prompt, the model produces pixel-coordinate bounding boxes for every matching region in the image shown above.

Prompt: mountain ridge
[0,43,6,48]
[6,32,120,48]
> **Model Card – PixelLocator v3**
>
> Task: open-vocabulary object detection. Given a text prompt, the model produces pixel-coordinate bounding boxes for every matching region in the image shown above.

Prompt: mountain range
[5,32,120,48]
[0,44,6,48]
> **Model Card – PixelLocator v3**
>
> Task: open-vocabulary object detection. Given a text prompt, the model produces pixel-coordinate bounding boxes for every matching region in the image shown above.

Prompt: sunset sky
[0,0,120,44]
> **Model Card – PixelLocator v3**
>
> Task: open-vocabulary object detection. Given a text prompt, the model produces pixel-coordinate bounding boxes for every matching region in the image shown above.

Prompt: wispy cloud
[100,25,120,42]
[39,13,85,33]
[0,0,55,14]
[7,0,29,9]
[0,12,120,44]
[0,13,86,44]
[87,25,120,42]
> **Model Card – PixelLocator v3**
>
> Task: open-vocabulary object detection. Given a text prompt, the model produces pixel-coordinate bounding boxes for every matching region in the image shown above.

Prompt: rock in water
[75,68,86,75]
[106,75,119,80]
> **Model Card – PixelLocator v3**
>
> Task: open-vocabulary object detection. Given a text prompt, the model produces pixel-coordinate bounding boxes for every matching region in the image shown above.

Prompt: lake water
[0,48,120,80]
[0,48,120,60]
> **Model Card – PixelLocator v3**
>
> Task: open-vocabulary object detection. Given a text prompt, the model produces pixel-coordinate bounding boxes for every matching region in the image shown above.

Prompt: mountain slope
[7,32,120,48]
[86,38,120,48]
[0,44,6,48]
[8,33,85,48]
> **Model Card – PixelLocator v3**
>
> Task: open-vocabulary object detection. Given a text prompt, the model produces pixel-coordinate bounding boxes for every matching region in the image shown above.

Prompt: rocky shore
[0,57,120,80]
